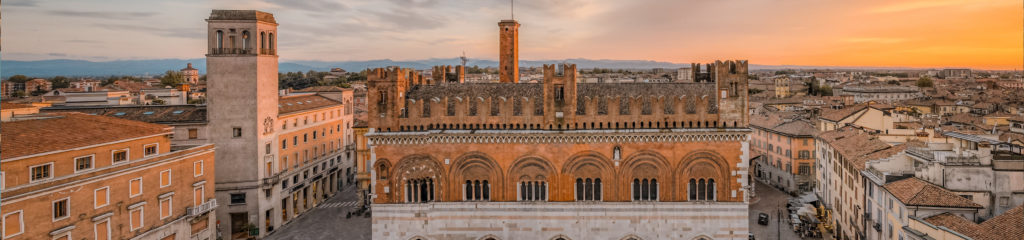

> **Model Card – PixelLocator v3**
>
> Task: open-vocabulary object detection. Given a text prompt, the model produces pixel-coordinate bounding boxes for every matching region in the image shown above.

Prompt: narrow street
[264,185,371,240]
[749,179,806,240]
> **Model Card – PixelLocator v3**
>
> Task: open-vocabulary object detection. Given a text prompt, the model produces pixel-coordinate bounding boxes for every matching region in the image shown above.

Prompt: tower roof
[208,10,276,24]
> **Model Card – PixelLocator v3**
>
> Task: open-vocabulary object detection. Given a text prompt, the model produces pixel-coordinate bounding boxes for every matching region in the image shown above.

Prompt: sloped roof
[278,94,342,115]
[296,86,350,92]
[820,104,869,122]
[41,105,207,124]
[884,177,982,209]
[922,205,1023,240]
[1,113,172,159]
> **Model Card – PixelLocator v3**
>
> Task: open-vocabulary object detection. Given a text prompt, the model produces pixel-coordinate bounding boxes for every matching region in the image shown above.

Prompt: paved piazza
[265,185,371,240]
[748,180,810,240]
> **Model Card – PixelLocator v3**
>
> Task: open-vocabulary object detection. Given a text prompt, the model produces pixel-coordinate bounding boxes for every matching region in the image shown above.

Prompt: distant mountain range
[0,58,933,78]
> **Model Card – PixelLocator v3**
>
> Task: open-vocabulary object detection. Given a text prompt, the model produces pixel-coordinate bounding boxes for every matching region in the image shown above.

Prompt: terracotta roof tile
[922,205,1023,240]
[820,104,869,122]
[41,105,206,124]
[884,177,982,209]
[296,86,349,92]
[278,94,342,115]
[1,102,35,110]
[1,113,172,159]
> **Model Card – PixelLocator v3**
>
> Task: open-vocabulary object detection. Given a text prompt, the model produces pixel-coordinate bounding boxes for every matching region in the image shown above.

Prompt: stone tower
[498,20,519,83]
[181,63,200,85]
[205,9,280,239]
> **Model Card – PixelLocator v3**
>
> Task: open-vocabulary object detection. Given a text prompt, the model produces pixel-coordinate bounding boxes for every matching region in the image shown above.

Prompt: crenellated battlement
[367,61,749,132]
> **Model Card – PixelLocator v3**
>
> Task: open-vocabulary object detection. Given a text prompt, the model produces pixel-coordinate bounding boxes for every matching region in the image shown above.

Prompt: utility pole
[777,205,782,240]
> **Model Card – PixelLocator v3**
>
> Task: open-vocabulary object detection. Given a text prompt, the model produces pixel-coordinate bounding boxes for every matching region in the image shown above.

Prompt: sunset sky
[4,0,1022,69]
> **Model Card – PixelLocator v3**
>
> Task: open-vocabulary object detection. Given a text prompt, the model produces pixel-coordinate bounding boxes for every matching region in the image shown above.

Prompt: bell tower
[498,19,520,83]
[205,9,280,239]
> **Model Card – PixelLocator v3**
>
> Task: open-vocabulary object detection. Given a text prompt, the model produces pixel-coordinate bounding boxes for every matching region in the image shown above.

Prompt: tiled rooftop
[884,177,982,209]
[1,113,172,159]
[41,105,207,124]
[922,205,1023,240]
[278,94,343,115]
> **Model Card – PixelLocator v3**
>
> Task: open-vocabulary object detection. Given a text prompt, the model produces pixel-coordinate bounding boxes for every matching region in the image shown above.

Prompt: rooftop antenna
[460,51,468,69]
[511,0,515,20]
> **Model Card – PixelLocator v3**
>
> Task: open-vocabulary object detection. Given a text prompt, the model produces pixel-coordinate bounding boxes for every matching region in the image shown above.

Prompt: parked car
[758,213,770,225]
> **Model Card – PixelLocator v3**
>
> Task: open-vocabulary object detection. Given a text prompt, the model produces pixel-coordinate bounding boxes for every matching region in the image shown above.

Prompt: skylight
[172,110,184,114]
[114,112,127,116]
[143,111,155,115]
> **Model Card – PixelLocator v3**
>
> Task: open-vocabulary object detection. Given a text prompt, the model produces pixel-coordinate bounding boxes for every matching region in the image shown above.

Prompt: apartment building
[203,10,355,239]
[751,113,819,193]
[0,113,217,240]
[815,126,896,240]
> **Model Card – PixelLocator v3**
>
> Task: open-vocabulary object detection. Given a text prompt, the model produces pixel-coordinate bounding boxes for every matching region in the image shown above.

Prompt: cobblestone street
[264,185,371,240]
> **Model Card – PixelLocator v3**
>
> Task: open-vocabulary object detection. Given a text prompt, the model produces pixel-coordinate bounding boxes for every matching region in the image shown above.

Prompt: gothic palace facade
[366,19,753,239]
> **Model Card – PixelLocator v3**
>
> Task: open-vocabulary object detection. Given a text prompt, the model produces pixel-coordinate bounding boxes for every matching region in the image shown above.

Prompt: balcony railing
[189,199,218,217]
[260,48,276,55]
[210,48,254,55]
[262,174,281,187]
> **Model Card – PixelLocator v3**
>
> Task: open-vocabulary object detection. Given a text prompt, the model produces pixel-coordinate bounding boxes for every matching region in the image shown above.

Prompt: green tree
[50,76,71,89]
[11,91,25,98]
[160,70,185,87]
[151,99,166,105]
[820,85,834,96]
[916,76,934,88]
[6,75,29,83]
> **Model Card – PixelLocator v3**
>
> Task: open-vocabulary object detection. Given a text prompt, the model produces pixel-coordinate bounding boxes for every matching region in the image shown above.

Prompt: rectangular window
[293,136,298,146]
[112,149,128,164]
[75,155,94,172]
[95,187,110,208]
[30,163,53,182]
[232,127,242,138]
[94,219,110,240]
[53,197,69,221]
[160,170,172,188]
[159,197,172,219]
[194,186,205,206]
[3,210,24,238]
[130,178,143,197]
[188,128,198,139]
[282,139,287,149]
[130,207,144,231]
[194,160,204,177]
[230,193,246,204]
[144,143,158,157]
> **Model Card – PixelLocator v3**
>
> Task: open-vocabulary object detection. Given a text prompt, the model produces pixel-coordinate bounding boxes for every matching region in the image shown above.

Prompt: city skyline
[3,0,1022,70]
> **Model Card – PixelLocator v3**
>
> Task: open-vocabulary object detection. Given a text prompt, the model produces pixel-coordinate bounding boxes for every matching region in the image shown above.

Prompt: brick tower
[498,19,519,83]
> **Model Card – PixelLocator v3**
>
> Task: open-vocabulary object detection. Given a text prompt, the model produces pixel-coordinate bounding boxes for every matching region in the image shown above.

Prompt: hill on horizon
[1,58,936,79]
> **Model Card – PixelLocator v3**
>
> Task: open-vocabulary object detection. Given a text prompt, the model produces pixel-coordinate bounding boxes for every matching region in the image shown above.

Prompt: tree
[11,91,25,98]
[50,76,71,89]
[819,85,833,96]
[151,99,166,105]
[160,70,185,87]
[916,76,934,88]
[886,80,900,85]
[6,75,29,83]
